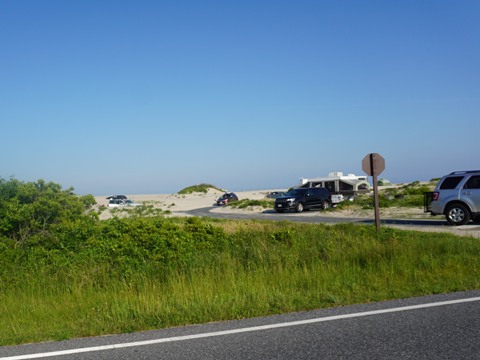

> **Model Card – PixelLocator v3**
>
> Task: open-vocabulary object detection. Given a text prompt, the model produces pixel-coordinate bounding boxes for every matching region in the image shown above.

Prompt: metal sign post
[362,153,385,231]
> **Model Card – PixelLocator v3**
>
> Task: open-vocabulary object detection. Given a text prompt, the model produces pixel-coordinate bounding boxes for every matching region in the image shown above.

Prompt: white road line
[2,296,479,360]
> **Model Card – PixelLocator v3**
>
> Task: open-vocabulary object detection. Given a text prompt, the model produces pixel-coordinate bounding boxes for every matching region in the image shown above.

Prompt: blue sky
[1,1,479,195]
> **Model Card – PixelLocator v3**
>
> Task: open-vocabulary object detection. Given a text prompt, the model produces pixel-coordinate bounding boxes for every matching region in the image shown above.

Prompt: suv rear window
[439,176,464,190]
[464,175,480,189]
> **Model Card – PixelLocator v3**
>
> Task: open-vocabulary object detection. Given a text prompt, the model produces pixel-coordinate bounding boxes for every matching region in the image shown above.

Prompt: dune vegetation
[177,183,223,194]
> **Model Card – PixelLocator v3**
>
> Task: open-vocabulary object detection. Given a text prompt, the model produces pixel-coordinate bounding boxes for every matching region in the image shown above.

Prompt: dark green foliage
[0,178,96,242]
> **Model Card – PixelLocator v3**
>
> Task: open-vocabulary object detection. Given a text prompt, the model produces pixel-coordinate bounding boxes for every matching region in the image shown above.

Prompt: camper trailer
[295,172,370,200]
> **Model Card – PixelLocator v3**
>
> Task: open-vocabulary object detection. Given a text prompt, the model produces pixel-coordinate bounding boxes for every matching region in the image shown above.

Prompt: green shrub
[0,178,96,242]
[229,199,274,209]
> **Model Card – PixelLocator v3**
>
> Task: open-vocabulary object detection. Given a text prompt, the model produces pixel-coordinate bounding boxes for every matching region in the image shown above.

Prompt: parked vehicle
[274,187,331,213]
[124,199,141,207]
[216,193,239,206]
[424,170,480,225]
[106,195,127,200]
[108,198,141,208]
[265,191,286,199]
[108,199,126,207]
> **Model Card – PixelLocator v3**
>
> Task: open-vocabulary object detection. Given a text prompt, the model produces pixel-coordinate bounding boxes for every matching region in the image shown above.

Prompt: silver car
[108,199,141,208]
[425,170,480,225]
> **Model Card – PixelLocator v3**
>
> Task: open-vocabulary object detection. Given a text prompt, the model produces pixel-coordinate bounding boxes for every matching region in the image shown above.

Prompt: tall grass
[0,218,479,345]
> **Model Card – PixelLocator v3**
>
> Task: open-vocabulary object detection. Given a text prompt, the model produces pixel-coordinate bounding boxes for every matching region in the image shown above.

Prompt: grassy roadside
[1,217,479,346]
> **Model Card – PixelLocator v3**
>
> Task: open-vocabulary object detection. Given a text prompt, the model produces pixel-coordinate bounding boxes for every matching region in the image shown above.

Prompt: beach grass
[0,218,479,346]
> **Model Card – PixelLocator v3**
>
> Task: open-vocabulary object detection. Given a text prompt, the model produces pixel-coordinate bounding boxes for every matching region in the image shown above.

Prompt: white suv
[425,170,480,225]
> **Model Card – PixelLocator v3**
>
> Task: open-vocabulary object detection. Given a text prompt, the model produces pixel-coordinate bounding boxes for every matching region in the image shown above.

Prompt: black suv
[106,195,127,200]
[274,187,331,213]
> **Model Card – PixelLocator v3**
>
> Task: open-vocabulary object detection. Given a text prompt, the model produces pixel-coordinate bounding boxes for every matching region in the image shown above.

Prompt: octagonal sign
[362,153,385,176]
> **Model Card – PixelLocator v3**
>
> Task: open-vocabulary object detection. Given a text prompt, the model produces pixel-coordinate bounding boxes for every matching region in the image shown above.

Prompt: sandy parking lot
[95,190,480,238]
[95,189,271,215]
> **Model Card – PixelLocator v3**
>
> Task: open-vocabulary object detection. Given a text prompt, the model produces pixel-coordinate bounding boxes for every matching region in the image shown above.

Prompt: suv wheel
[295,202,304,213]
[320,200,330,210]
[445,203,471,226]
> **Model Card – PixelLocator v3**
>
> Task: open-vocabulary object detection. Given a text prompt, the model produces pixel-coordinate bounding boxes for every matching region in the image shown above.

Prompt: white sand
[95,189,280,218]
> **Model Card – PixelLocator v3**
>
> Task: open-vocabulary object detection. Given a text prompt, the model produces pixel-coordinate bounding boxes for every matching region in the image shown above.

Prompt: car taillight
[432,192,439,201]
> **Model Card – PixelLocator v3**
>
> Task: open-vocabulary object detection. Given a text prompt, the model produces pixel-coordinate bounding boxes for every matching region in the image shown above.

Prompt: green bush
[0,178,96,242]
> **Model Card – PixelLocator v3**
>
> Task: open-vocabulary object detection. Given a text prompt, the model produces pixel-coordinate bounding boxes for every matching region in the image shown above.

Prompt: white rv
[295,172,370,201]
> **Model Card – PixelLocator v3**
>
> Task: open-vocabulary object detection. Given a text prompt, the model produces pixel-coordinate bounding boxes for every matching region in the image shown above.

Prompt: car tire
[320,200,330,210]
[445,203,471,226]
[295,202,304,213]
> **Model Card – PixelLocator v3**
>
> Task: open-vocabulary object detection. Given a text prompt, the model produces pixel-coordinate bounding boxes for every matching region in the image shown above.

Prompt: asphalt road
[1,291,479,360]
[188,206,367,223]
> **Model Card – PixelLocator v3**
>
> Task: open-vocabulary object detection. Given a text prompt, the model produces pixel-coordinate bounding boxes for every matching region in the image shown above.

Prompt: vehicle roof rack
[448,170,480,175]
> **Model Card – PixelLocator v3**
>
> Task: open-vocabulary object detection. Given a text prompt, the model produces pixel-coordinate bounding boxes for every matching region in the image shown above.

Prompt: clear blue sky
[1,1,479,195]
